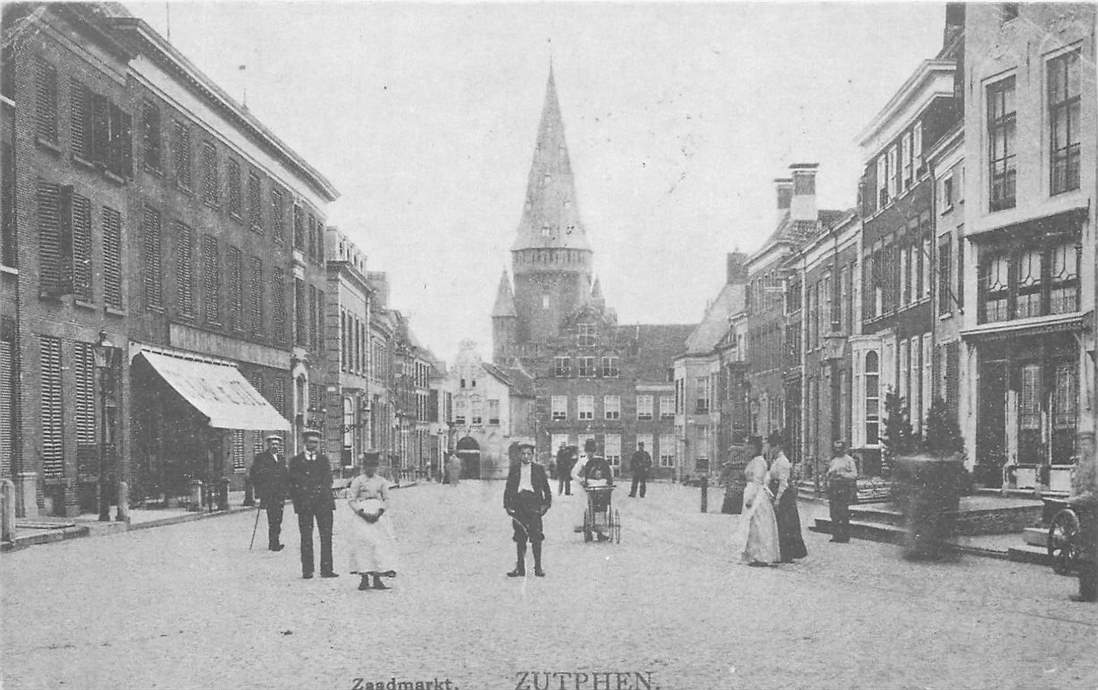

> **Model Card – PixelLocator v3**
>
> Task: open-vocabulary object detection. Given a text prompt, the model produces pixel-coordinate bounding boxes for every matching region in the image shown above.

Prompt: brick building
[490,68,693,479]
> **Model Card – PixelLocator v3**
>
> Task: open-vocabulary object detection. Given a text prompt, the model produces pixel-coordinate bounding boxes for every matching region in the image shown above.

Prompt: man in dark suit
[628,441,653,498]
[504,441,552,577]
[556,443,576,496]
[249,435,288,551]
[288,430,338,579]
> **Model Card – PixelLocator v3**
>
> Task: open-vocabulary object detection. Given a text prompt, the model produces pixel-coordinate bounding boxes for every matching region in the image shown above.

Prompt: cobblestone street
[2,482,1096,690]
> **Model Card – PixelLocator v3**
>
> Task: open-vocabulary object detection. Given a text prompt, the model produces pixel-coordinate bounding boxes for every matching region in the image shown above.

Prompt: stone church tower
[493,67,593,363]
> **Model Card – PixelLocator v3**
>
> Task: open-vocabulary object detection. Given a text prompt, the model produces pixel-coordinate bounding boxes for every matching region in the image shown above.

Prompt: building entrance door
[977,361,1008,487]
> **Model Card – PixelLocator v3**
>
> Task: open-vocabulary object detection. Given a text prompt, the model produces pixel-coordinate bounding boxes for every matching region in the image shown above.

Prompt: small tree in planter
[881,390,918,478]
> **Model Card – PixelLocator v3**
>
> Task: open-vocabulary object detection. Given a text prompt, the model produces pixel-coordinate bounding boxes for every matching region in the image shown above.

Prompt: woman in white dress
[739,436,780,567]
[347,453,399,590]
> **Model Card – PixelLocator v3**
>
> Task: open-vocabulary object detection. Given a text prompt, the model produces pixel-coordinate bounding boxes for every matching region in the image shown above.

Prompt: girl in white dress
[347,454,399,590]
[738,436,780,566]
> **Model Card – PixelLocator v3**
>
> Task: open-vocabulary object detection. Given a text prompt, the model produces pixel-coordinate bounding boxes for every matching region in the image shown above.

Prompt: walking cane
[249,504,262,551]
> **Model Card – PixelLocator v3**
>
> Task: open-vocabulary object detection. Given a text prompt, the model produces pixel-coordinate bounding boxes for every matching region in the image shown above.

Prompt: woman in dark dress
[767,431,807,562]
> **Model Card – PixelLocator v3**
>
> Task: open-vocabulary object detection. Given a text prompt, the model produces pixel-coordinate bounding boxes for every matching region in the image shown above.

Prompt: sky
[127,1,946,364]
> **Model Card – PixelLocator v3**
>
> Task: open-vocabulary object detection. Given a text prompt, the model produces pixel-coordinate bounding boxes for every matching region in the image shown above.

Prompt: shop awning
[137,350,290,431]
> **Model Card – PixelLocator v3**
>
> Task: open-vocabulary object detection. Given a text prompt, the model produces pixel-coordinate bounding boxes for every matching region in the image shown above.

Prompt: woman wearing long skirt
[767,431,807,562]
[347,454,399,590]
[739,436,780,566]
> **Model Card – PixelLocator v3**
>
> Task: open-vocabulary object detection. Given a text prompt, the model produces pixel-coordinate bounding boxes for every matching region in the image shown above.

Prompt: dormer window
[578,323,596,347]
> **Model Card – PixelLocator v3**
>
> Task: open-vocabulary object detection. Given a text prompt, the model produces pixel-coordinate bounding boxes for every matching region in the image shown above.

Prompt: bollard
[189,479,204,512]
[243,477,255,507]
[115,481,130,523]
[1,479,16,543]
[218,478,230,511]
[700,476,708,513]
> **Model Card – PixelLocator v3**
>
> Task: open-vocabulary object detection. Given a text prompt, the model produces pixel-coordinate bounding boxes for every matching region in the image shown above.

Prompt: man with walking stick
[504,441,551,577]
[249,435,289,551]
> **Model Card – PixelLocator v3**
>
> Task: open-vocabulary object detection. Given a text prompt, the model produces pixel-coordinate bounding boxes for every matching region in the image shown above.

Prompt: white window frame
[604,395,620,420]
[659,396,675,419]
[658,434,675,467]
[604,434,621,473]
[636,394,654,420]
[551,395,568,421]
[578,395,594,421]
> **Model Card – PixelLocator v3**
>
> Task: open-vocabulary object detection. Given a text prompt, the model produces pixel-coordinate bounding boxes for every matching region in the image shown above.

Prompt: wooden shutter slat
[71,192,92,302]
[103,207,123,310]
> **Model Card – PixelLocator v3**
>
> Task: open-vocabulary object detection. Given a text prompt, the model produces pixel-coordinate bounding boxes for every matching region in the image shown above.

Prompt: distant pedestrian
[556,443,576,496]
[346,452,398,591]
[826,440,859,544]
[504,442,552,577]
[738,435,779,566]
[628,441,653,498]
[446,452,462,486]
[767,432,807,562]
[249,435,288,551]
[578,439,613,488]
[288,430,338,579]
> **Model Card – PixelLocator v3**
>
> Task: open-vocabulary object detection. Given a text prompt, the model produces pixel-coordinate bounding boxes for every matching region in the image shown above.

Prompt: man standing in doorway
[629,441,653,498]
[826,440,859,543]
[289,430,338,579]
[249,435,288,551]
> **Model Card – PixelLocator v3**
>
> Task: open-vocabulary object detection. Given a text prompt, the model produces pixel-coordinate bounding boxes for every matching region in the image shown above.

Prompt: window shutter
[102,206,123,310]
[227,159,241,217]
[142,101,161,170]
[295,279,307,346]
[308,284,318,350]
[74,342,96,446]
[91,93,110,167]
[118,109,133,178]
[249,256,263,335]
[0,325,14,479]
[271,267,286,343]
[39,335,64,479]
[270,189,284,243]
[108,103,127,176]
[307,214,316,261]
[227,245,243,330]
[202,234,220,324]
[34,58,58,143]
[143,206,163,310]
[69,79,92,160]
[175,221,195,317]
[247,173,262,231]
[293,205,304,249]
[172,120,192,188]
[201,143,218,205]
[71,192,92,303]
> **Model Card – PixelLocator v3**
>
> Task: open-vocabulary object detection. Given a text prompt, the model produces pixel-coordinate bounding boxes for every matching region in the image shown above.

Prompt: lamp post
[92,331,114,522]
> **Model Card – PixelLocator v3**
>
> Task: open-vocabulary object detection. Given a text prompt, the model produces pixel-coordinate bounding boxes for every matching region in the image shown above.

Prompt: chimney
[774,178,793,211]
[789,163,818,225]
[726,251,749,285]
[942,3,964,51]
[367,271,389,310]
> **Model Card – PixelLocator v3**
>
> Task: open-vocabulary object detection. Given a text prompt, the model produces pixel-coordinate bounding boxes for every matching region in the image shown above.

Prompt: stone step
[1023,526,1048,548]
[810,517,907,545]
[849,505,905,527]
[1007,543,1053,567]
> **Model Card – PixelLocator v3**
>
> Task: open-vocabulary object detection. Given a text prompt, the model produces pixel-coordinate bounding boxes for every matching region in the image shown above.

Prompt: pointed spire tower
[509,65,595,346]
[492,270,517,363]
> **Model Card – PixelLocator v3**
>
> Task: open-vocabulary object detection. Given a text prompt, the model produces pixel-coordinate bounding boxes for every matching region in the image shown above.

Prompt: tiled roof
[616,324,696,382]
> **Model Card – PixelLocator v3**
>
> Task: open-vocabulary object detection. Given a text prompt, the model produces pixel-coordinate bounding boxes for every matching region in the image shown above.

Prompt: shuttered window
[70,78,93,160]
[308,285,318,351]
[271,267,287,344]
[36,180,65,297]
[102,206,123,310]
[270,189,285,243]
[247,172,262,232]
[201,234,220,325]
[171,120,192,189]
[71,192,92,303]
[295,279,307,346]
[270,376,286,417]
[175,220,195,317]
[293,204,304,250]
[141,100,161,171]
[2,142,15,267]
[39,336,64,479]
[316,289,325,352]
[74,341,96,445]
[231,430,245,472]
[143,206,163,310]
[307,214,316,261]
[201,142,218,205]
[0,321,15,479]
[35,57,58,144]
[227,245,243,330]
[226,159,242,217]
[107,103,132,178]
[248,256,263,336]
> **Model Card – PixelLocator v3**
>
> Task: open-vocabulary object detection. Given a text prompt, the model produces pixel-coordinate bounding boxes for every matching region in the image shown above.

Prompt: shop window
[864,351,879,446]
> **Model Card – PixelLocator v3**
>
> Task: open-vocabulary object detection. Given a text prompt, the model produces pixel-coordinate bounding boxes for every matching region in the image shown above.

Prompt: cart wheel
[1048,509,1080,576]
[583,509,593,543]
[614,509,621,543]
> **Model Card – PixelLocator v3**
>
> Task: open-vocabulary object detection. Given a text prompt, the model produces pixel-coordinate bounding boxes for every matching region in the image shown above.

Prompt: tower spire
[511,67,590,252]
[492,270,517,318]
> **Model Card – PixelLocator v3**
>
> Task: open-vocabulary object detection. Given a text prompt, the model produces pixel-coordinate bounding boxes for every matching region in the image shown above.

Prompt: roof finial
[548,37,553,74]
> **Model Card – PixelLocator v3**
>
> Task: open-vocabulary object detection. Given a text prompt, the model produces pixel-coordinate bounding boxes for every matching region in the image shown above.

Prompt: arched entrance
[455,436,481,479]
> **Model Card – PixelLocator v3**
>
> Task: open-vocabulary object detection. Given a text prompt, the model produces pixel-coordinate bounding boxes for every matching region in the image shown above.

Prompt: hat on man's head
[302,429,321,440]
[361,451,380,467]
[513,437,535,451]
[265,434,283,443]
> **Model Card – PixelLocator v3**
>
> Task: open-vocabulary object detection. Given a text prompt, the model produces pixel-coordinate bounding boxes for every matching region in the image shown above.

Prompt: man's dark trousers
[297,508,334,576]
[829,482,852,542]
[629,470,647,498]
[265,500,284,549]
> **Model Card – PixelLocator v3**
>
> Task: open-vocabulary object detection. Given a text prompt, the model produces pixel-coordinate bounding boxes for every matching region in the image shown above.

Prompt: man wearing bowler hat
[289,429,338,579]
[504,440,552,577]
[249,435,288,551]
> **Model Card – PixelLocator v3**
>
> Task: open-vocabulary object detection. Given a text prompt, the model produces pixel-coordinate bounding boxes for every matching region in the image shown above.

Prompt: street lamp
[92,330,115,522]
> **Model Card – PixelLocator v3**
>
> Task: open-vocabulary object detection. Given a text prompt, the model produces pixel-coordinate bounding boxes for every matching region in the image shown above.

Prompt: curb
[1,505,254,552]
